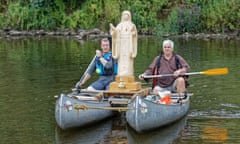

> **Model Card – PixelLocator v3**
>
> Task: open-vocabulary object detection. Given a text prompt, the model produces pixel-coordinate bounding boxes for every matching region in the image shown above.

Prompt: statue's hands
[96,50,102,57]
[131,26,135,32]
[110,23,115,30]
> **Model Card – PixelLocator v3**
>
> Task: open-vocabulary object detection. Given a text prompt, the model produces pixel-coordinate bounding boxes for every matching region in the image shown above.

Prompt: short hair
[101,38,109,43]
[163,40,174,49]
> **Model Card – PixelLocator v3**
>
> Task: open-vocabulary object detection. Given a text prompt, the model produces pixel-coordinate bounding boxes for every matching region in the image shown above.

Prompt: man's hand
[173,70,181,77]
[138,74,145,80]
[173,68,185,77]
[79,82,84,87]
[96,50,102,57]
[75,81,84,89]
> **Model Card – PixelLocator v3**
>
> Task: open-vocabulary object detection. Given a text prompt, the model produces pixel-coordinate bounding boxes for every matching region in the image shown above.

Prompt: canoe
[55,91,114,130]
[126,93,190,132]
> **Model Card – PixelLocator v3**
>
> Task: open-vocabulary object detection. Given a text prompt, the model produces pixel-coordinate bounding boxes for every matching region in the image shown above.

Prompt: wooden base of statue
[109,76,141,91]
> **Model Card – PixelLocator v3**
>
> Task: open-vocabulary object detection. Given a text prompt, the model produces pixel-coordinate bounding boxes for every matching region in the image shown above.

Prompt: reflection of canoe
[127,116,187,144]
[55,119,112,144]
[55,92,114,129]
[126,94,190,132]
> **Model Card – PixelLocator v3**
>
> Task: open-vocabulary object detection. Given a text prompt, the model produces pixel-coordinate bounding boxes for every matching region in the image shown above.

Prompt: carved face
[122,13,129,21]
[121,11,131,22]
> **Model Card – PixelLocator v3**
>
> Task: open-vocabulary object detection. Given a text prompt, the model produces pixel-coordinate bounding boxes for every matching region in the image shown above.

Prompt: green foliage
[201,0,240,33]
[156,3,203,36]
[177,6,203,33]
[1,1,54,30]
[101,0,120,30]
[156,8,179,36]
[116,0,168,34]
[0,0,239,34]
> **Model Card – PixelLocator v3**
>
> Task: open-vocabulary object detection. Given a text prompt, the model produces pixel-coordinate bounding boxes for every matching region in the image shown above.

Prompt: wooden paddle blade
[202,68,229,75]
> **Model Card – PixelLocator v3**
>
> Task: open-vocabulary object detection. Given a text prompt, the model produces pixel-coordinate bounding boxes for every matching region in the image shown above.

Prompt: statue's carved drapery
[110,10,137,77]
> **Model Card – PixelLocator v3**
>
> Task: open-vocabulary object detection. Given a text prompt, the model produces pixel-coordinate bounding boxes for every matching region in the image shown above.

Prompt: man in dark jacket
[139,39,190,94]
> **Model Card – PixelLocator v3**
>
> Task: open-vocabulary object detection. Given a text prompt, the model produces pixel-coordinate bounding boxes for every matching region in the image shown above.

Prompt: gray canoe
[55,92,114,130]
[126,94,190,132]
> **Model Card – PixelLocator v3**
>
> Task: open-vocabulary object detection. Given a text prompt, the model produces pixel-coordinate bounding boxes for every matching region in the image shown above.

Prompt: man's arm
[174,55,190,76]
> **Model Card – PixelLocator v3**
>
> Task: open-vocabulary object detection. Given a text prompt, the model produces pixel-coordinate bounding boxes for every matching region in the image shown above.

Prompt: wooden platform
[104,88,151,97]
[109,76,142,91]
[70,88,192,105]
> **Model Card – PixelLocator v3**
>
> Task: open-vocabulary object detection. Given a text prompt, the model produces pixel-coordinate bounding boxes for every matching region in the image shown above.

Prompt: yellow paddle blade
[201,68,229,75]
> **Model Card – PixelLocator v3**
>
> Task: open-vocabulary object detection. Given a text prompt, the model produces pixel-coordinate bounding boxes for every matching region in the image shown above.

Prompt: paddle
[74,55,96,92]
[143,68,229,79]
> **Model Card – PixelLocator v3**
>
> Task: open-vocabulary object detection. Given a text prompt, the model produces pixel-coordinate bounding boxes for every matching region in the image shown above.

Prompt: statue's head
[121,10,131,22]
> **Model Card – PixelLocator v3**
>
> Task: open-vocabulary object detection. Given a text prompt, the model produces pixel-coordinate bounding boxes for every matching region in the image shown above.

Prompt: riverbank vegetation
[0,0,239,36]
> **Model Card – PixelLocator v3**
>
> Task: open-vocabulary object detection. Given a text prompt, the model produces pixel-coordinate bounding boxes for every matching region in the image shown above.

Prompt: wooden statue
[110,10,137,77]
[109,10,141,91]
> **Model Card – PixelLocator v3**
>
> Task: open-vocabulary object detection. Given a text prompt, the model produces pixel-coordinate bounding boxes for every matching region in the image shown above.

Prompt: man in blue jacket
[76,38,117,90]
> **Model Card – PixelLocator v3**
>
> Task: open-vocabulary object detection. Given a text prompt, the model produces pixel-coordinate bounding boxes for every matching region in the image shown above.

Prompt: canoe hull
[126,95,190,132]
[55,94,114,129]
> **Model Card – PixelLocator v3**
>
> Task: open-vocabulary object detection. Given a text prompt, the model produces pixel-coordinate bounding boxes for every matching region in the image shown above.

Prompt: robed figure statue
[110,10,138,77]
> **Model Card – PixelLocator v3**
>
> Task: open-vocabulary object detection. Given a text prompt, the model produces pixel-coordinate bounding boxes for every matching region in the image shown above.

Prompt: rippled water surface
[0,37,240,144]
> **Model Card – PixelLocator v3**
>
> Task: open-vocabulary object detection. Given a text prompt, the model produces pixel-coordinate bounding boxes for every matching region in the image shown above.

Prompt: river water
[0,36,240,144]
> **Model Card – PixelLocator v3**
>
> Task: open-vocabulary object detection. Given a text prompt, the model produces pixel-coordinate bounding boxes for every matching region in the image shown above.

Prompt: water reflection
[55,113,187,144]
[202,125,228,142]
[55,119,113,144]
[127,116,187,144]
[1,37,240,143]
[179,118,240,144]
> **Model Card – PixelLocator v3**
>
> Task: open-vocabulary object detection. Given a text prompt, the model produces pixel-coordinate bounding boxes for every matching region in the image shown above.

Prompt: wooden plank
[104,90,138,96]
[104,88,151,97]
[108,97,131,104]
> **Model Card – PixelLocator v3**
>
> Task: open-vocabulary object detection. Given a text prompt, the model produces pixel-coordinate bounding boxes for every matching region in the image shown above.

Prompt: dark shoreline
[1,29,240,40]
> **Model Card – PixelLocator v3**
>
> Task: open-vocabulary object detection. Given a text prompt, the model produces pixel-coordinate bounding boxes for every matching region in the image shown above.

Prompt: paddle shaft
[143,72,201,78]
[143,68,228,78]
[76,55,96,87]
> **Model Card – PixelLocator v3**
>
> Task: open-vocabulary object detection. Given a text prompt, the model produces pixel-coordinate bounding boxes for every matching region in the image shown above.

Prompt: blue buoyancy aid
[95,52,118,76]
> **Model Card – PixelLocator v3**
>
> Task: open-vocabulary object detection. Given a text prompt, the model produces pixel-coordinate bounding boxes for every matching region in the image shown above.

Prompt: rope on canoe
[74,104,133,112]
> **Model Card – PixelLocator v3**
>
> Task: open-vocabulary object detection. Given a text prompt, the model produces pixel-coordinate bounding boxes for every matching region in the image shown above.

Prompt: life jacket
[113,58,118,75]
[96,52,118,76]
[152,52,188,88]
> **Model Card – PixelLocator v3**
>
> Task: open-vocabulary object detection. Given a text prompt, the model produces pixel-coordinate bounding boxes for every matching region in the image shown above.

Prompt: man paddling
[139,39,190,94]
[75,38,117,91]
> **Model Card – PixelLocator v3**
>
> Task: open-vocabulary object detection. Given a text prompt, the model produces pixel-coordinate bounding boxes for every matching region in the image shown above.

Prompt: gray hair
[162,40,174,49]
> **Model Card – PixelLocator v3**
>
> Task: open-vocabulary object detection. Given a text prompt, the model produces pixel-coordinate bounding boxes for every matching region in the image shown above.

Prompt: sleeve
[177,55,190,72]
[144,56,159,75]
[87,59,97,76]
